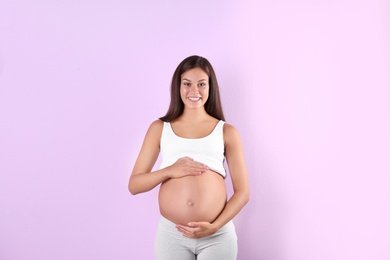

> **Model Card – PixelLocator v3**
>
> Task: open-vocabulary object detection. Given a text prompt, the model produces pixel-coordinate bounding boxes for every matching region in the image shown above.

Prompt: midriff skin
[159,170,227,225]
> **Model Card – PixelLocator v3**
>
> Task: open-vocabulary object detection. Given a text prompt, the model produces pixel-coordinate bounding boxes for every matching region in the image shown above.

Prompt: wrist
[210,221,222,232]
[161,166,173,179]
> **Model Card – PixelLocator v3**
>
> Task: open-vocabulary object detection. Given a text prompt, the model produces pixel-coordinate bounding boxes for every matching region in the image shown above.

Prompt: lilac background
[1,0,389,259]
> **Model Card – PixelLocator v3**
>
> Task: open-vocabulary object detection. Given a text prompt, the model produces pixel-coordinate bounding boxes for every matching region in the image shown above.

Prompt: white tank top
[159,120,226,178]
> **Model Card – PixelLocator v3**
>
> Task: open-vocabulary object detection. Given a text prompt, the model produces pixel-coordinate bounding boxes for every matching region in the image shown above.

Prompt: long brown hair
[160,55,225,122]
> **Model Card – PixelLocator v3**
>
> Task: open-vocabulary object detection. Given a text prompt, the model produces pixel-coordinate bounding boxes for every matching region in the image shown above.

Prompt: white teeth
[189,97,200,101]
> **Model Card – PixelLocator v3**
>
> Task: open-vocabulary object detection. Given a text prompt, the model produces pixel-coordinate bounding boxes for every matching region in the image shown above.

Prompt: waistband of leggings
[158,215,176,228]
[158,215,235,231]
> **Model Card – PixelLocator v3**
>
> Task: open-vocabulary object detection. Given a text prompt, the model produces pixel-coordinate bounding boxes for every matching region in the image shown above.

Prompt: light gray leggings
[154,216,238,260]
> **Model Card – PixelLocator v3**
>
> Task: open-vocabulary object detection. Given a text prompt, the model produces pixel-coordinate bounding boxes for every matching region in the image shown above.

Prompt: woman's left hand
[176,222,218,238]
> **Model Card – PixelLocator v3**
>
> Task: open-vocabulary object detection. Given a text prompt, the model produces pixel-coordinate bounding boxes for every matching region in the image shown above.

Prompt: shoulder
[145,119,164,140]
[223,122,239,135]
[149,119,164,129]
[223,123,242,144]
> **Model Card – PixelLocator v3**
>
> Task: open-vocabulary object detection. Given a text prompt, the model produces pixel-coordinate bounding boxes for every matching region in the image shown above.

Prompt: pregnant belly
[158,170,227,225]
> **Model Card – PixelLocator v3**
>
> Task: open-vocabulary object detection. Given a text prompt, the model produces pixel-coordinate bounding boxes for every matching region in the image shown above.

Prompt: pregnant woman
[129,55,249,260]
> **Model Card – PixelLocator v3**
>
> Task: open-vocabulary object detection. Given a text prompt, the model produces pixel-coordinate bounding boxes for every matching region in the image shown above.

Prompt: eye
[183,82,191,87]
[198,82,206,87]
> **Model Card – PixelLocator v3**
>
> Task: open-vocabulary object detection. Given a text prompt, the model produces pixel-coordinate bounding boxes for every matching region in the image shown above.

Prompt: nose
[189,85,199,93]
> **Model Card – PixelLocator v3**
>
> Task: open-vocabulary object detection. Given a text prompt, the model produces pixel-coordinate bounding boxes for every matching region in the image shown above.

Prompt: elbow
[128,186,139,196]
[239,189,250,205]
[243,190,250,205]
[128,186,136,195]
[234,189,250,205]
[128,182,139,195]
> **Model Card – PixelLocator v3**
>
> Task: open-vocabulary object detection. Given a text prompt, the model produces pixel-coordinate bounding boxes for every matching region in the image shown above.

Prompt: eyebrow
[182,78,207,82]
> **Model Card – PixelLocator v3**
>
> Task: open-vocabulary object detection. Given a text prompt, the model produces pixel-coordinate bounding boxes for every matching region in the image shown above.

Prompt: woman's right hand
[168,157,209,179]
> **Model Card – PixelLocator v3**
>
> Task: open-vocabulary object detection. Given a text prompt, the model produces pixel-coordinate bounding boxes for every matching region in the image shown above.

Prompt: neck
[180,107,209,122]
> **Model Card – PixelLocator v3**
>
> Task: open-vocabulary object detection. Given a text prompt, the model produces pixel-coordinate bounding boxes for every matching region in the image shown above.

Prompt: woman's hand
[168,157,208,179]
[175,222,218,238]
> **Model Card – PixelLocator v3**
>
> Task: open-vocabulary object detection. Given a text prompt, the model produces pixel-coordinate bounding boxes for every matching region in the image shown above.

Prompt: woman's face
[180,67,209,110]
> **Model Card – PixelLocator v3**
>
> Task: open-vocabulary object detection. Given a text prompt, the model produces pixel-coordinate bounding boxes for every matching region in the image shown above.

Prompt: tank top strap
[162,121,175,136]
[215,120,225,135]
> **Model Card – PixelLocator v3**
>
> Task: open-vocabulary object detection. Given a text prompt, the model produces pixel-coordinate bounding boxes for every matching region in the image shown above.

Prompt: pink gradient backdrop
[1,0,389,259]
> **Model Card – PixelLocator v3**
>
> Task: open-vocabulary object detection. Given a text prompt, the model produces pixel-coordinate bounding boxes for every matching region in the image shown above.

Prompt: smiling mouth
[188,97,201,101]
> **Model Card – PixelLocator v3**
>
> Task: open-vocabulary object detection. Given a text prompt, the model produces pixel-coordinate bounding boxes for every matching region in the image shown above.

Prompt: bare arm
[176,123,250,237]
[211,123,250,229]
[129,120,209,195]
[128,120,166,195]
